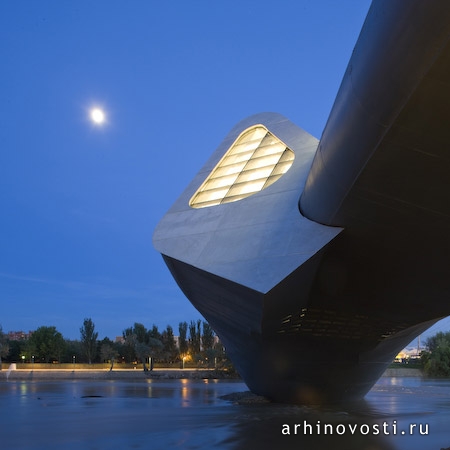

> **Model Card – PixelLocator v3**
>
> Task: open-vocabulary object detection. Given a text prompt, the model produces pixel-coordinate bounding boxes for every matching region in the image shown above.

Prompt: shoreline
[0,368,241,382]
[0,367,422,382]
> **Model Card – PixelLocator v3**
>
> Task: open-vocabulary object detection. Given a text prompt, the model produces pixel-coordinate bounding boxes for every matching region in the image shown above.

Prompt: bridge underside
[162,234,444,404]
[154,1,450,403]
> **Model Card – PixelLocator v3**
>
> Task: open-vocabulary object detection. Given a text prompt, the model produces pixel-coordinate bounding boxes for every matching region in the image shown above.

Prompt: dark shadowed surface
[0,377,449,449]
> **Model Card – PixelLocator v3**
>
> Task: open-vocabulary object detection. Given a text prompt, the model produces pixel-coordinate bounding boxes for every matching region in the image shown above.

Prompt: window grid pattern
[276,308,412,342]
[190,126,295,209]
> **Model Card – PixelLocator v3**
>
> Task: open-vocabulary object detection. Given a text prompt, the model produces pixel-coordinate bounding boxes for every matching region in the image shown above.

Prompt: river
[0,376,449,449]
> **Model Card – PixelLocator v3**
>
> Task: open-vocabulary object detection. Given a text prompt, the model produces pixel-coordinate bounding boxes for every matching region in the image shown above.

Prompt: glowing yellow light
[190,125,295,209]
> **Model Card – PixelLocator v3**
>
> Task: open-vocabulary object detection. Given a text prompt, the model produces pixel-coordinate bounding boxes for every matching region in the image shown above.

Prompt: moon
[90,108,106,125]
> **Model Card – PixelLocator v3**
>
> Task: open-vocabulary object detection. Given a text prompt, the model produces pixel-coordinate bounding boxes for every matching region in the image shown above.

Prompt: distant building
[7,330,33,341]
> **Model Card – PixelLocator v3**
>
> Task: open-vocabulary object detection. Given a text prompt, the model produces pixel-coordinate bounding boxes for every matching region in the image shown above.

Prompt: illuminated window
[190,125,295,209]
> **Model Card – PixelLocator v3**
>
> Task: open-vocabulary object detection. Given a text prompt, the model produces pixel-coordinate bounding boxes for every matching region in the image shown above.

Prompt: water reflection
[0,377,449,449]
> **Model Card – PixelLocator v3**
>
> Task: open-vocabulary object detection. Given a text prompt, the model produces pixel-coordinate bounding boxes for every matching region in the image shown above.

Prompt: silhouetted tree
[123,323,162,370]
[28,326,65,363]
[0,326,9,370]
[148,325,164,360]
[80,318,98,364]
[6,340,22,363]
[188,320,201,355]
[148,325,161,341]
[161,325,178,362]
[133,323,148,344]
[201,322,215,352]
[135,341,152,371]
[178,322,188,356]
[64,340,82,364]
[100,338,119,371]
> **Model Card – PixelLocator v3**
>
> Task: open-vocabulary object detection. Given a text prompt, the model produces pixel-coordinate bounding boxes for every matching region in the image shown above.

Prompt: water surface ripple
[0,377,449,449]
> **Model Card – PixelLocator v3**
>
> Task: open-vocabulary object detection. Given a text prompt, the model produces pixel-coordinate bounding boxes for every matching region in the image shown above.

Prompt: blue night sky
[1,0,449,341]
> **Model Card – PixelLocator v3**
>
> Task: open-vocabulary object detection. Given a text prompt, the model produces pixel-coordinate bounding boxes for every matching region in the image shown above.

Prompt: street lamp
[21,355,25,364]
[73,355,75,366]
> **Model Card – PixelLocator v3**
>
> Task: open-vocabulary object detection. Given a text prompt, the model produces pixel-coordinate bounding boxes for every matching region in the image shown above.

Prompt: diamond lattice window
[189,125,295,209]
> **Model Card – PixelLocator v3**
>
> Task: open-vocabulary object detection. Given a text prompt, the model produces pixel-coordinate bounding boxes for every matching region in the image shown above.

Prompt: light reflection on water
[0,377,449,450]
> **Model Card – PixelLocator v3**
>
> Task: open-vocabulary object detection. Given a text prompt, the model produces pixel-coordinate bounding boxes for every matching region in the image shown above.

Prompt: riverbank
[0,368,240,382]
[0,366,422,382]
[382,367,423,377]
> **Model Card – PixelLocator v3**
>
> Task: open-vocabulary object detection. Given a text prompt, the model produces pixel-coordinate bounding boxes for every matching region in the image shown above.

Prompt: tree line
[420,331,450,377]
[0,319,232,372]
[4,320,450,377]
